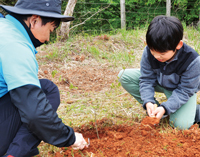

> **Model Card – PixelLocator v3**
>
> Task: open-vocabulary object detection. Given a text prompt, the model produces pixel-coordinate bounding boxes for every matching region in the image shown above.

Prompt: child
[118,15,200,130]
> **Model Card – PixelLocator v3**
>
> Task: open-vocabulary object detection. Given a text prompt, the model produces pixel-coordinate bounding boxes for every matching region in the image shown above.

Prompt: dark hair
[146,15,183,52]
[10,13,61,28]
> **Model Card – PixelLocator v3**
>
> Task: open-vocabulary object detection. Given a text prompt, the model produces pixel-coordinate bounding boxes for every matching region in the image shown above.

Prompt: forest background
[0,0,199,41]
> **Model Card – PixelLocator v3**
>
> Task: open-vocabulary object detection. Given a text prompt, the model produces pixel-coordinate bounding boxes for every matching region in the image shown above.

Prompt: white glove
[71,132,88,150]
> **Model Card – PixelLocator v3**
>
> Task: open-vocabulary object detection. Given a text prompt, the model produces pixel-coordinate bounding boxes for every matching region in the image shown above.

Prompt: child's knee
[118,69,140,84]
[170,119,193,130]
[118,70,124,80]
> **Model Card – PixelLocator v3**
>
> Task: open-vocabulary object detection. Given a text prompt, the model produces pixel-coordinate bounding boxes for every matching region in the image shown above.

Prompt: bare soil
[37,54,119,102]
[52,118,200,157]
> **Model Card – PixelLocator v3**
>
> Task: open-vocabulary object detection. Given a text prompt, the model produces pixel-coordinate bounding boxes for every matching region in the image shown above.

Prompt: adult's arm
[10,84,75,147]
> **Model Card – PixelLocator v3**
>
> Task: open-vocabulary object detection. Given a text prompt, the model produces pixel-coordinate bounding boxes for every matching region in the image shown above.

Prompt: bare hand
[71,132,88,150]
[146,102,156,117]
[152,106,165,120]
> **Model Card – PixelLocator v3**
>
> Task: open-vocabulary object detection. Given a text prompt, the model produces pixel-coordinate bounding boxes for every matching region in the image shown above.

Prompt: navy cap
[0,0,74,22]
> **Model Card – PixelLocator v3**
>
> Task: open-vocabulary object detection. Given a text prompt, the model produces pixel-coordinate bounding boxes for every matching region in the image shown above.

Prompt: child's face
[149,40,183,63]
[150,50,176,62]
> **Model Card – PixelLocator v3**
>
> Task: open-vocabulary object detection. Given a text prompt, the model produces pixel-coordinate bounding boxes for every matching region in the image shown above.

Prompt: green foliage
[51,70,58,78]
[1,0,198,41]
[70,0,199,36]
[0,0,17,15]
[0,0,17,5]
[172,0,199,25]
[69,83,78,89]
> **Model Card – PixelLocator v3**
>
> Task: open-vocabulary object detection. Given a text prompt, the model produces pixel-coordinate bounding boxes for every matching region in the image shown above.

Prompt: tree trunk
[166,0,171,16]
[58,0,77,40]
[120,0,126,30]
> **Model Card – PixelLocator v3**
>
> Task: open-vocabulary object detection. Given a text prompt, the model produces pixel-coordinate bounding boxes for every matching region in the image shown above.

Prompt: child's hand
[152,106,165,120]
[146,102,156,117]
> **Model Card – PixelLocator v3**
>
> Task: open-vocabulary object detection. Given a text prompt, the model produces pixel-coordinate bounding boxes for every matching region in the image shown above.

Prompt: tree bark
[58,0,77,40]
[120,0,126,29]
[166,0,171,16]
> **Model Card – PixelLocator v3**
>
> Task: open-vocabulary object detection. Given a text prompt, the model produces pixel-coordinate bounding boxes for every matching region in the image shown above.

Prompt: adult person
[0,0,87,156]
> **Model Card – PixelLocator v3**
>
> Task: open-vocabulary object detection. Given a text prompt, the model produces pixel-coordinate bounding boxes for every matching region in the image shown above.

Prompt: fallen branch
[70,4,111,31]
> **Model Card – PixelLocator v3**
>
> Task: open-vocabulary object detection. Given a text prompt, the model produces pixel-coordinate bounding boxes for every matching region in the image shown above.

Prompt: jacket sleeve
[9,84,75,147]
[139,47,157,109]
[161,56,200,115]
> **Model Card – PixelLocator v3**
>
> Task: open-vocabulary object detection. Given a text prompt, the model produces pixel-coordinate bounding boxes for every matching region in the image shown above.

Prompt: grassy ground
[35,26,200,156]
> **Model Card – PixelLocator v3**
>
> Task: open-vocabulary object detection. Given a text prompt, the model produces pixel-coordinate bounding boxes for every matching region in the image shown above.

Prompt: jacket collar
[5,14,39,54]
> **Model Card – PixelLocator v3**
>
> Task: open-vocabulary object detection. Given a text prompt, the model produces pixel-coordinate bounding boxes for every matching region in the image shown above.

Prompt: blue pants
[0,79,60,157]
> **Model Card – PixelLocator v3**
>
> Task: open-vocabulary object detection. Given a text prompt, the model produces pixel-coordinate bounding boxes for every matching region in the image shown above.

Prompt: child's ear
[176,40,183,50]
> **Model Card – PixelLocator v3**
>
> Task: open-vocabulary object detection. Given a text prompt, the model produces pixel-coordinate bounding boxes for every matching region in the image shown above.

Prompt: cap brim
[0,5,74,22]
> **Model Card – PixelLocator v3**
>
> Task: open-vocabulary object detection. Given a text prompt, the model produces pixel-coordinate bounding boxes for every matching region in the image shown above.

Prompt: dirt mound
[141,116,160,127]
[52,118,200,157]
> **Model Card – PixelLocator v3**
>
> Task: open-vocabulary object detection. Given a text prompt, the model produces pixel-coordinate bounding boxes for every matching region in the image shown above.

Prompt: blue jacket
[0,15,40,97]
[139,43,200,115]
[0,13,4,18]
[0,15,75,147]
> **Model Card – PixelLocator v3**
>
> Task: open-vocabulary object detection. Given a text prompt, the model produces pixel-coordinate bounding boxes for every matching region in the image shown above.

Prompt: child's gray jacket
[140,43,200,115]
